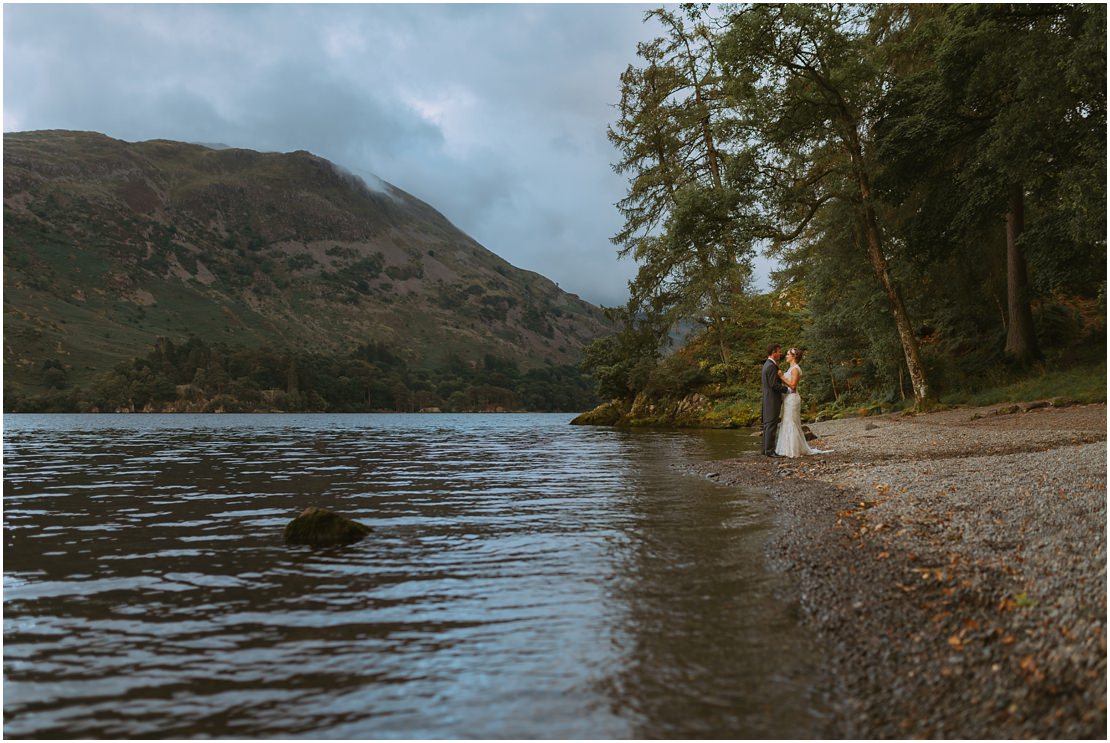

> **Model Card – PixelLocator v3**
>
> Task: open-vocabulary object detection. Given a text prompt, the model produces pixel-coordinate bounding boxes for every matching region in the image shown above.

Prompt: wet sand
[693,402,1107,738]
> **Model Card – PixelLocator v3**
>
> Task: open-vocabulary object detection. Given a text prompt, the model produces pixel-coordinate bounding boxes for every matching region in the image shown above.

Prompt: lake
[3,413,826,738]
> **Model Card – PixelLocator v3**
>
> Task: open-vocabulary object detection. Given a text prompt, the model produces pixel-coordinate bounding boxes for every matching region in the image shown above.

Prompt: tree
[1004,183,1038,365]
[581,306,668,400]
[609,6,755,371]
[717,3,937,408]
[875,4,1106,367]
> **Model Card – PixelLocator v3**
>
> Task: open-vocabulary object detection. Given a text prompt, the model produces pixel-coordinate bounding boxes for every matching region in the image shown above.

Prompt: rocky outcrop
[570,399,629,426]
[572,391,759,429]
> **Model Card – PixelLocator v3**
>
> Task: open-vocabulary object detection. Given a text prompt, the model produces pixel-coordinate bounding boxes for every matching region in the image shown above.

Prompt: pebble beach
[693,402,1107,738]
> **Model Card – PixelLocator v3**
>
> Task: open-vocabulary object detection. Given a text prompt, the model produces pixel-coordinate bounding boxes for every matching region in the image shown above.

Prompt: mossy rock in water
[283,507,370,547]
[570,400,627,426]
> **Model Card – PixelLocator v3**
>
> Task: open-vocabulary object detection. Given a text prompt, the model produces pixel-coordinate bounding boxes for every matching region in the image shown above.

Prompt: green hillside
[4,130,613,409]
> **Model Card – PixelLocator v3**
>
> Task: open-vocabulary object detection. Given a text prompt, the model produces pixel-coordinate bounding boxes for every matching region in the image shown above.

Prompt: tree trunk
[698,262,732,370]
[860,204,933,409]
[1004,184,1041,366]
[715,320,731,369]
[853,161,935,409]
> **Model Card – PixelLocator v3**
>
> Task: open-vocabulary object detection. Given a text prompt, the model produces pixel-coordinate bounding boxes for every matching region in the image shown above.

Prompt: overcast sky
[4,3,773,307]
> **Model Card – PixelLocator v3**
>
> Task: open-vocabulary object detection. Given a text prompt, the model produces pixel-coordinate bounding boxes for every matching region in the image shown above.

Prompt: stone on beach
[283,506,370,547]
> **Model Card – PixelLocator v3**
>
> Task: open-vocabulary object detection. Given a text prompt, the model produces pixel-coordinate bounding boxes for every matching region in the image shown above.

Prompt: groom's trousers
[761,395,782,455]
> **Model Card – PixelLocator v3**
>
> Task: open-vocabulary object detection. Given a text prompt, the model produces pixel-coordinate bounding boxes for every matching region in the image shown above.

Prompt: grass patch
[940,360,1106,407]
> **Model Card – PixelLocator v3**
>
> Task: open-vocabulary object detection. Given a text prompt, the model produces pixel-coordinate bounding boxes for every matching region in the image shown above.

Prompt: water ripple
[4,412,824,738]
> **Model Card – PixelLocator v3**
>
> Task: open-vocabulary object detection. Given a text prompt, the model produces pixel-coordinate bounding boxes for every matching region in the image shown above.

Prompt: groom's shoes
[764,452,783,458]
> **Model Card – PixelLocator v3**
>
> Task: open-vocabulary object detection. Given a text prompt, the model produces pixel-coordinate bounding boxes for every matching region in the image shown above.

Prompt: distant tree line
[588,4,1105,412]
[8,336,600,414]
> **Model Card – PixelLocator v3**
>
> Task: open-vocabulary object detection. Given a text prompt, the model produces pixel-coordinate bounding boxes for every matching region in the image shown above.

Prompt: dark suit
[761,358,789,455]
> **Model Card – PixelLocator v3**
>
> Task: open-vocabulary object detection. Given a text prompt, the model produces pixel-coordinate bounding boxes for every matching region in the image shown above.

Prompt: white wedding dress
[775,364,830,458]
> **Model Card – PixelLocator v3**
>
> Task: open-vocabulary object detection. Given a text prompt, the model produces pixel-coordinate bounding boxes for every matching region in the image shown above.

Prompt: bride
[775,348,830,458]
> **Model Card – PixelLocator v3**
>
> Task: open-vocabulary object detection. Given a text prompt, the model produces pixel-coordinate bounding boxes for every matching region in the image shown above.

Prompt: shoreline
[693,401,1107,738]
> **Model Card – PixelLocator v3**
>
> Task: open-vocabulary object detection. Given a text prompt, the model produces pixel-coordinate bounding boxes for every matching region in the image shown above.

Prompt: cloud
[4,3,769,308]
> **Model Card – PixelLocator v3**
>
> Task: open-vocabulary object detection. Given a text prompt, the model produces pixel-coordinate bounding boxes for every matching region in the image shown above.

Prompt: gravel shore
[692,402,1107,738]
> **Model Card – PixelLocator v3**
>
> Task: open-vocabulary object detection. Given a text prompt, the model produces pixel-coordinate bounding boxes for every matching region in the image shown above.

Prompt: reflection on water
[4,413,825,738]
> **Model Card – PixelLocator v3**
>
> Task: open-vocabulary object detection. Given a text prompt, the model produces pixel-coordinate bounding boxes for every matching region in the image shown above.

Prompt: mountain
[3,130,614,403]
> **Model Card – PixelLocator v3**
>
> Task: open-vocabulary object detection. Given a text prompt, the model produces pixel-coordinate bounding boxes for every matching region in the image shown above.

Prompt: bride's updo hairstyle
[789,347,804,363]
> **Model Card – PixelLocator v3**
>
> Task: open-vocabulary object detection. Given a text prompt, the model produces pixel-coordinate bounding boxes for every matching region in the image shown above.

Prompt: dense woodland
[581,3,1105,423]
[9,337,599,414]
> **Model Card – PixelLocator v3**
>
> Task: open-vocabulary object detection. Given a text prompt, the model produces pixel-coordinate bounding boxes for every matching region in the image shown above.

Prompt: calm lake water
[3,413,826,738]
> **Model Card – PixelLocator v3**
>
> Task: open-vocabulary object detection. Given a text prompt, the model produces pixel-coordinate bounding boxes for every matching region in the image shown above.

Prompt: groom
[761,343,789,457]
